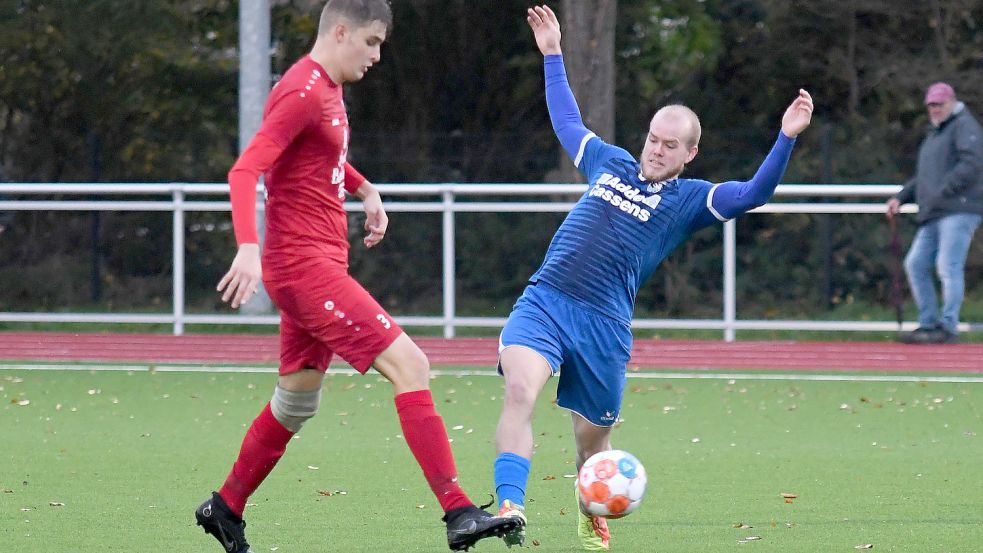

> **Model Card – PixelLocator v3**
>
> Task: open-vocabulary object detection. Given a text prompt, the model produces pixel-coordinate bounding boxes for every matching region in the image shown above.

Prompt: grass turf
[1,367,981,552]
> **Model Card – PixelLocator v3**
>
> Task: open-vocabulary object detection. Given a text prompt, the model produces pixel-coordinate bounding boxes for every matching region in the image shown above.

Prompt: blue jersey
[528,55,796,325]
[529,138,722,325]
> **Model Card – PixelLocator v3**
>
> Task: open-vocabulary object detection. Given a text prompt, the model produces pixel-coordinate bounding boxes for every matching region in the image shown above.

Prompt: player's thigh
[499,346,552,406]
[499,287,563,404]
[372,332,430,394]
[276,309,334,378]
[269,272,403,375]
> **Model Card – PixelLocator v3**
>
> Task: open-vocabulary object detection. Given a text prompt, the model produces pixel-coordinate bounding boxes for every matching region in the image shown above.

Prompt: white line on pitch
[2,364,983,383]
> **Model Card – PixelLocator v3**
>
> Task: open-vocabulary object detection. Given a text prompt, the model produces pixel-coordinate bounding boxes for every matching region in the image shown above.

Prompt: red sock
[218,403,294,518]
[395,390,473,512]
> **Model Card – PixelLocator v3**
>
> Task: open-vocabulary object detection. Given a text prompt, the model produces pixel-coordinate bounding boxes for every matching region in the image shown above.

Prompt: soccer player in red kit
[193,2,520,551]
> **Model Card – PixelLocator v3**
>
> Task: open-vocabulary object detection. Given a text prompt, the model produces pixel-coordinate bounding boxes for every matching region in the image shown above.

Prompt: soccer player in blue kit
[493,5,814,550]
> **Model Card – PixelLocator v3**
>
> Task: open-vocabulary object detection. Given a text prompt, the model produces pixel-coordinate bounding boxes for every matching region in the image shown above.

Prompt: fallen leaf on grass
[49,502,65,507]
[732,522,753,529]
[532,539,541,546]
[854,545,873,550]
[542,475,556,480]
[781,493,797,499]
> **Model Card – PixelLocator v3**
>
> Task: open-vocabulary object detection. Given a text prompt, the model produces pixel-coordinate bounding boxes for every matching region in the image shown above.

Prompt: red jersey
[228,55,366,274]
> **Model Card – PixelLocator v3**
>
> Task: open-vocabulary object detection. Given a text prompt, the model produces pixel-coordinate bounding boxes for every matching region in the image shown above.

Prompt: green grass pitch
[2,367,982,552]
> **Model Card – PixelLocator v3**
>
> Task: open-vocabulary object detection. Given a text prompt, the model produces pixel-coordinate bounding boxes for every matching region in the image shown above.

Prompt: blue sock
[494,452,531,509]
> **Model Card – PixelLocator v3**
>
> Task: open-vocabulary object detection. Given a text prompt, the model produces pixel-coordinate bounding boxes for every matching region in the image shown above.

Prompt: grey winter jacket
[895,103,983,224]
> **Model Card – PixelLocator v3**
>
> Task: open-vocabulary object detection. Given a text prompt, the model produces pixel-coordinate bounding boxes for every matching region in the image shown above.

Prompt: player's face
[639,112,698,182]
[340,21,387,82]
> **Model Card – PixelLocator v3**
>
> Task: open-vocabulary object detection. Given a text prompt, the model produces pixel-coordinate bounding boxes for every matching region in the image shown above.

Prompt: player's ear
[686,146,698,163]
[332,22,348,43]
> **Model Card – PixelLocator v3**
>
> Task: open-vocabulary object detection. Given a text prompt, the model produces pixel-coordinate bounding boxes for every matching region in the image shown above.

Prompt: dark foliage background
[1,0,982,324]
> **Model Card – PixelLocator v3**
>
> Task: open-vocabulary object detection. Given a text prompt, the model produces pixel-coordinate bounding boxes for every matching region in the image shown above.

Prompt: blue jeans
[904,213,981,333]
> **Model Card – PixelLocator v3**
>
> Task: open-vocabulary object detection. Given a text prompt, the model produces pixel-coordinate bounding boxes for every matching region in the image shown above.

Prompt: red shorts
[265,269,403,375]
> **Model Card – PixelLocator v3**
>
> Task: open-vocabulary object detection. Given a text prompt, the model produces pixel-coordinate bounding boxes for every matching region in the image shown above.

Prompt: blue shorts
[499,282,632,427]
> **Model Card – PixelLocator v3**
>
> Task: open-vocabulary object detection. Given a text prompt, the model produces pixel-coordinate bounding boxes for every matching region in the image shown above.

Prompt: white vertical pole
[238,0,270,153]
[238,0,273,315]
[173,189,185,336]
[442,190,456,338]
[723,219,736,342]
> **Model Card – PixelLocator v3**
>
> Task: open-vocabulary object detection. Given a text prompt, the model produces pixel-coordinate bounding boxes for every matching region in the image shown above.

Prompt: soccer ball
[577,449,647,519]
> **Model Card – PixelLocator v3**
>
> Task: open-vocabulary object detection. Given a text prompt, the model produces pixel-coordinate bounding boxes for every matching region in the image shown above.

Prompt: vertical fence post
[442,189,456,338]
[173,187,185,336]
[723,219,736,341]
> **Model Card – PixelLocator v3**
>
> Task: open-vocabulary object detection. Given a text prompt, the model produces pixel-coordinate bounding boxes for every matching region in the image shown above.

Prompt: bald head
[652,105,701,148]
[639,104,701,181]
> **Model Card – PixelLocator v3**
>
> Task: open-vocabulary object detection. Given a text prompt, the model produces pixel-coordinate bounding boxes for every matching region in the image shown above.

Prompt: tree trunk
[555,0,616,184]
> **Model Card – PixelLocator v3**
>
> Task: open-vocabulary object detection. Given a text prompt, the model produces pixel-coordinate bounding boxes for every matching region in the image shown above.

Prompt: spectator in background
[887,82,983,344]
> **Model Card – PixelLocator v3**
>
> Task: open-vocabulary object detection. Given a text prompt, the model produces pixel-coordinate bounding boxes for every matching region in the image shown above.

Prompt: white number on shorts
[376,314,391,329]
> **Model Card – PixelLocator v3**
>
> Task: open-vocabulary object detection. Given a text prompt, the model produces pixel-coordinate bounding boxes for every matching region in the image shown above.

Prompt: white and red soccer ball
[577,449,647,519]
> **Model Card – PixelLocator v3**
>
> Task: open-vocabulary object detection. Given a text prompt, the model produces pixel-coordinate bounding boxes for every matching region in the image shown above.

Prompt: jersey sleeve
[344,162,367,195]
[542,56,633,179]
[226,87,320,245]
[228,134,283,245]
[543,55,591,163]
[707,131,795,221]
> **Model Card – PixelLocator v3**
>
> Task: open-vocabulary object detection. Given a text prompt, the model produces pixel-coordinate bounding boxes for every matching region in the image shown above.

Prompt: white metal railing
[2,182,968,340]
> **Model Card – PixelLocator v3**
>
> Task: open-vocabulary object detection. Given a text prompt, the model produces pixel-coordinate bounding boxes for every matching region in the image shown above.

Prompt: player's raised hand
[782,89,814,138]
[217,243,262,309]
[527,5,562,56]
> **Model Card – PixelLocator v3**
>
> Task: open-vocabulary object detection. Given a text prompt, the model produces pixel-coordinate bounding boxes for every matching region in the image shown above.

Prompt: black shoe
[898,324,959,344]
[195,492,253,553]
[937,328,960,344]
[443,503,524,551]
[898,325,941,344]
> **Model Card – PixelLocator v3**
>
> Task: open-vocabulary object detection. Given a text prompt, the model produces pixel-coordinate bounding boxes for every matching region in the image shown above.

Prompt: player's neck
[309,40,344,84]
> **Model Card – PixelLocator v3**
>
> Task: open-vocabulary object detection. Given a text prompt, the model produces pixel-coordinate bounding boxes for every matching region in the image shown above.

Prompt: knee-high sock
[395,390,472,512]
[218,403,294,518]
[494,452,531,508]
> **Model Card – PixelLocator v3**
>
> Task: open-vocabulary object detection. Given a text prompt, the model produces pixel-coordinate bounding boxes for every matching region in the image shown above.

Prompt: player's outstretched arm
[711,90,814,219]
[528,5,595,164]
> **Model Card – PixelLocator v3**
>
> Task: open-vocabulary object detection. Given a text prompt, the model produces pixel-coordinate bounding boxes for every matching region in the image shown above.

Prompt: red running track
[0,332,981,372]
